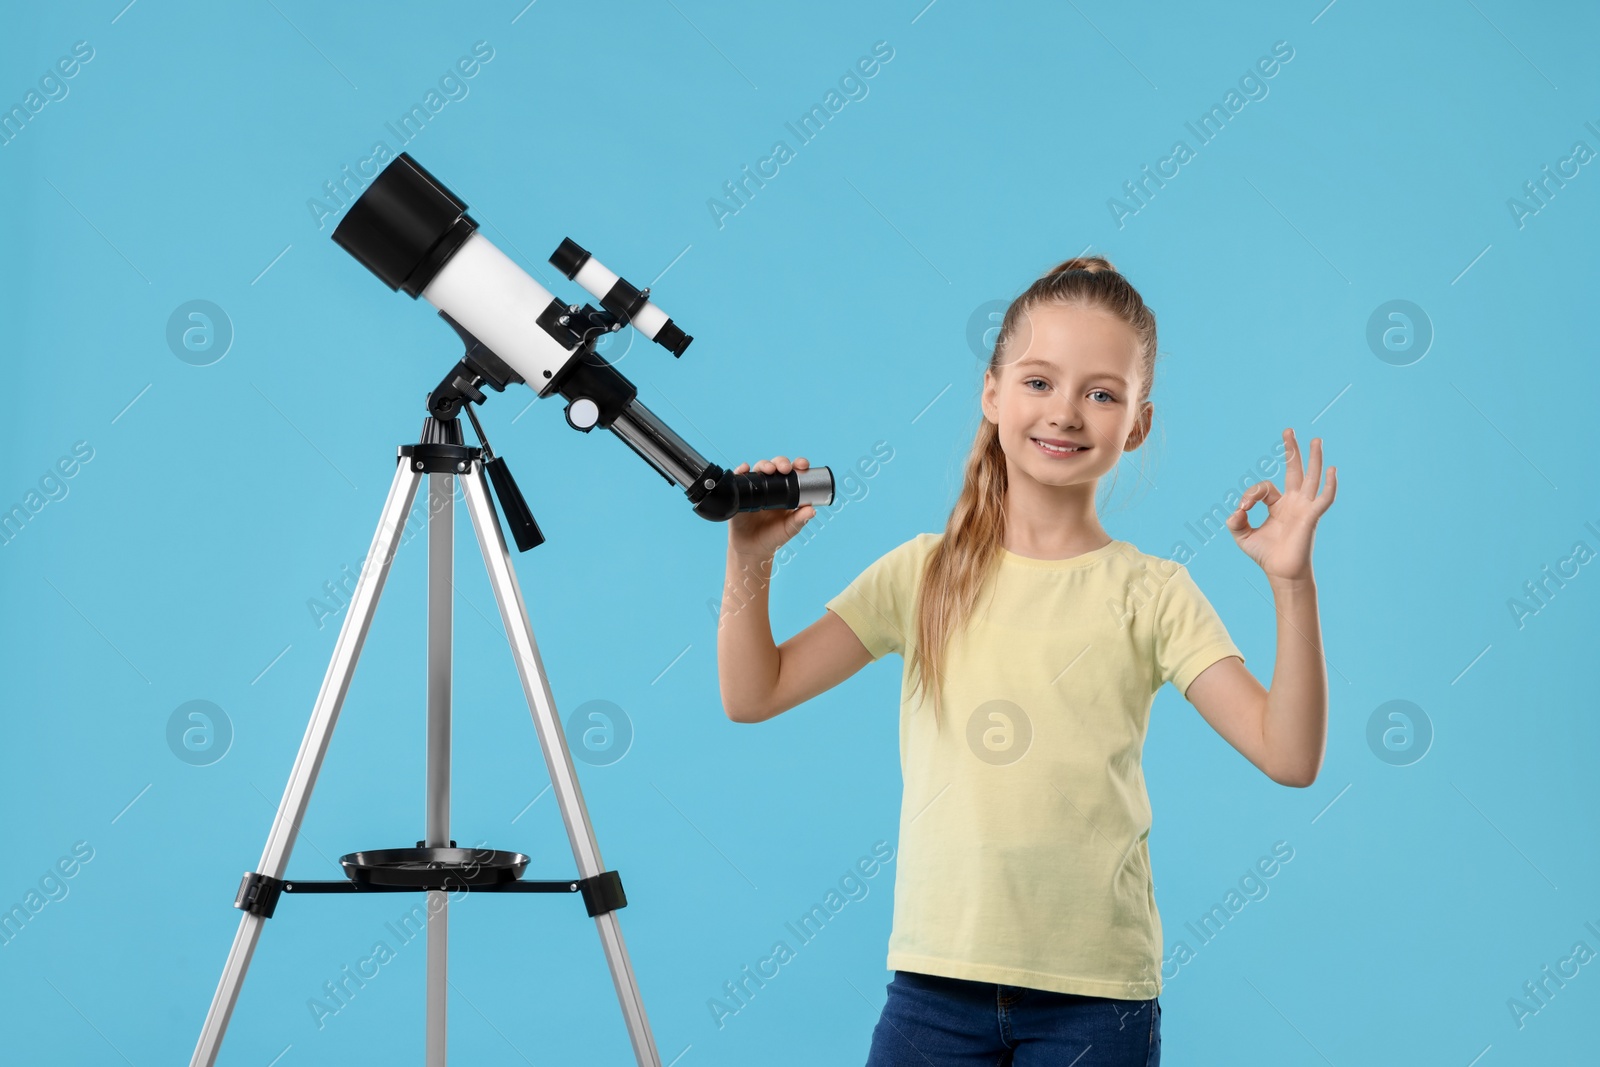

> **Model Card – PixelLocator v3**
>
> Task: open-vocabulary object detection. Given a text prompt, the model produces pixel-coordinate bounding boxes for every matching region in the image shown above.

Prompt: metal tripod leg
[461,462,664,1067]
[190,460,423,1067]
[425,472,453,1066]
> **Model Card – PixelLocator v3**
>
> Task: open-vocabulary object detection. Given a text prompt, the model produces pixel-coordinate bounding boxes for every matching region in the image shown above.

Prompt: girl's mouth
[1031,438,1089,457]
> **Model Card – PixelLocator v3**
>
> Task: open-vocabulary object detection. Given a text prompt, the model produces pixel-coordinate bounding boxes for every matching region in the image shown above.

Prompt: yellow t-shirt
[824,532,1244,999]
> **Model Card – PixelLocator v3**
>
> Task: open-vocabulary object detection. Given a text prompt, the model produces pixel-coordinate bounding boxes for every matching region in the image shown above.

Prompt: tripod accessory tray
[342,845,528,887]
[233,846,628,921]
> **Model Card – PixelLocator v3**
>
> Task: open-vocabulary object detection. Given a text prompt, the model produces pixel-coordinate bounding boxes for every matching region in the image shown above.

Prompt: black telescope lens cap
[549,237,590,279]
[332,152,476,297]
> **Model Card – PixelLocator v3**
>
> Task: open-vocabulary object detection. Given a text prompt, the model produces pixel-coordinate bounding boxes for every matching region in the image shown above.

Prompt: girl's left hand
[1226,429,1337,583]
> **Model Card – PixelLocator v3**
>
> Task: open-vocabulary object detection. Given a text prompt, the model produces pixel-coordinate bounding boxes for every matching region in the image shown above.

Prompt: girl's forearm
[717,546,781,722]
[1262,575,1328,786]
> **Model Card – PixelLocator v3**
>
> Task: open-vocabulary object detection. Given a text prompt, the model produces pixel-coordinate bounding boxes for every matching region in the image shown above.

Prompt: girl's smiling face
[981,301,1152,490]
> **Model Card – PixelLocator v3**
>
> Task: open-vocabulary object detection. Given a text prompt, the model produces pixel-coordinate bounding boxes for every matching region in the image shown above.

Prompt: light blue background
[2,1,1597,1063]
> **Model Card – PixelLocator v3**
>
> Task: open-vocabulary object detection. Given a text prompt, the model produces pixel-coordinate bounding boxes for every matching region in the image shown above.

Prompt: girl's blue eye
[1024,380,1117,403]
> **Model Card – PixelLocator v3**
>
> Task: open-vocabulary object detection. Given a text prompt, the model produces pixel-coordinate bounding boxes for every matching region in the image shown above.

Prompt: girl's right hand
[727,455,817,560]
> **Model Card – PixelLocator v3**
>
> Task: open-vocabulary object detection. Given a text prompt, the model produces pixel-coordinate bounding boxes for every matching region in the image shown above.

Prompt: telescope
[330,151,833,545]
[189,153,830,1067]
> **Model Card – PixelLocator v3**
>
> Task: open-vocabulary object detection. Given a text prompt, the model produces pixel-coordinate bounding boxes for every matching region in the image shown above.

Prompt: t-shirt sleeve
[1152,563,1245,697]
[825,536,922,661]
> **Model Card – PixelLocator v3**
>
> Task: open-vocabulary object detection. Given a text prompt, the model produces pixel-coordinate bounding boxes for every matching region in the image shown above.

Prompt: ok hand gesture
[1226,429,1337,583]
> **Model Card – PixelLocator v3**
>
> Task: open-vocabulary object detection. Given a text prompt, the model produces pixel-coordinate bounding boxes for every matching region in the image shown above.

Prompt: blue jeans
[864,970,1160,1067]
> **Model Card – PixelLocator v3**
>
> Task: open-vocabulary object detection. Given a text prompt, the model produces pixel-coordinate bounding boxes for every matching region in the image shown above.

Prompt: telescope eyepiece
[655,320,692,357]
[691,464,835,522]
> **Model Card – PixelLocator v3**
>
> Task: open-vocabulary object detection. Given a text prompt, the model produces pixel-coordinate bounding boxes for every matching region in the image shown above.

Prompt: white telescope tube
[420,232,576,388]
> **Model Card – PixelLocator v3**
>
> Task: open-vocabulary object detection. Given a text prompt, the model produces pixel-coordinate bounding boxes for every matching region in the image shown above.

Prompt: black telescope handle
[485,455,545,551]
[692,465,835,522]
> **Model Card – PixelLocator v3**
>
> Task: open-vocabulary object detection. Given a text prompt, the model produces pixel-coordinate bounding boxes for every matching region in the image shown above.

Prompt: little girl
[717,257,1336,1066]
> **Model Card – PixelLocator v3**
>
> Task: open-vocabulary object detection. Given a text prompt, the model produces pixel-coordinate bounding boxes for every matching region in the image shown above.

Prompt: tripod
[190,416,662,1066]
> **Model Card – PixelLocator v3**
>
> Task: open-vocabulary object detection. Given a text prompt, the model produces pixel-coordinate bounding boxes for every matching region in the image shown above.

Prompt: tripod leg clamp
[235,871,285,919]
[579,870,627,917]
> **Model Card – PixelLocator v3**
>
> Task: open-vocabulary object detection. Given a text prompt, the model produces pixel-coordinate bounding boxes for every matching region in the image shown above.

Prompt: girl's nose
[1050,403,1084,429]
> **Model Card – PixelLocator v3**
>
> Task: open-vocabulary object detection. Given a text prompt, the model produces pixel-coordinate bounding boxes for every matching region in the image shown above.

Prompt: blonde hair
[909,256,1160,725]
